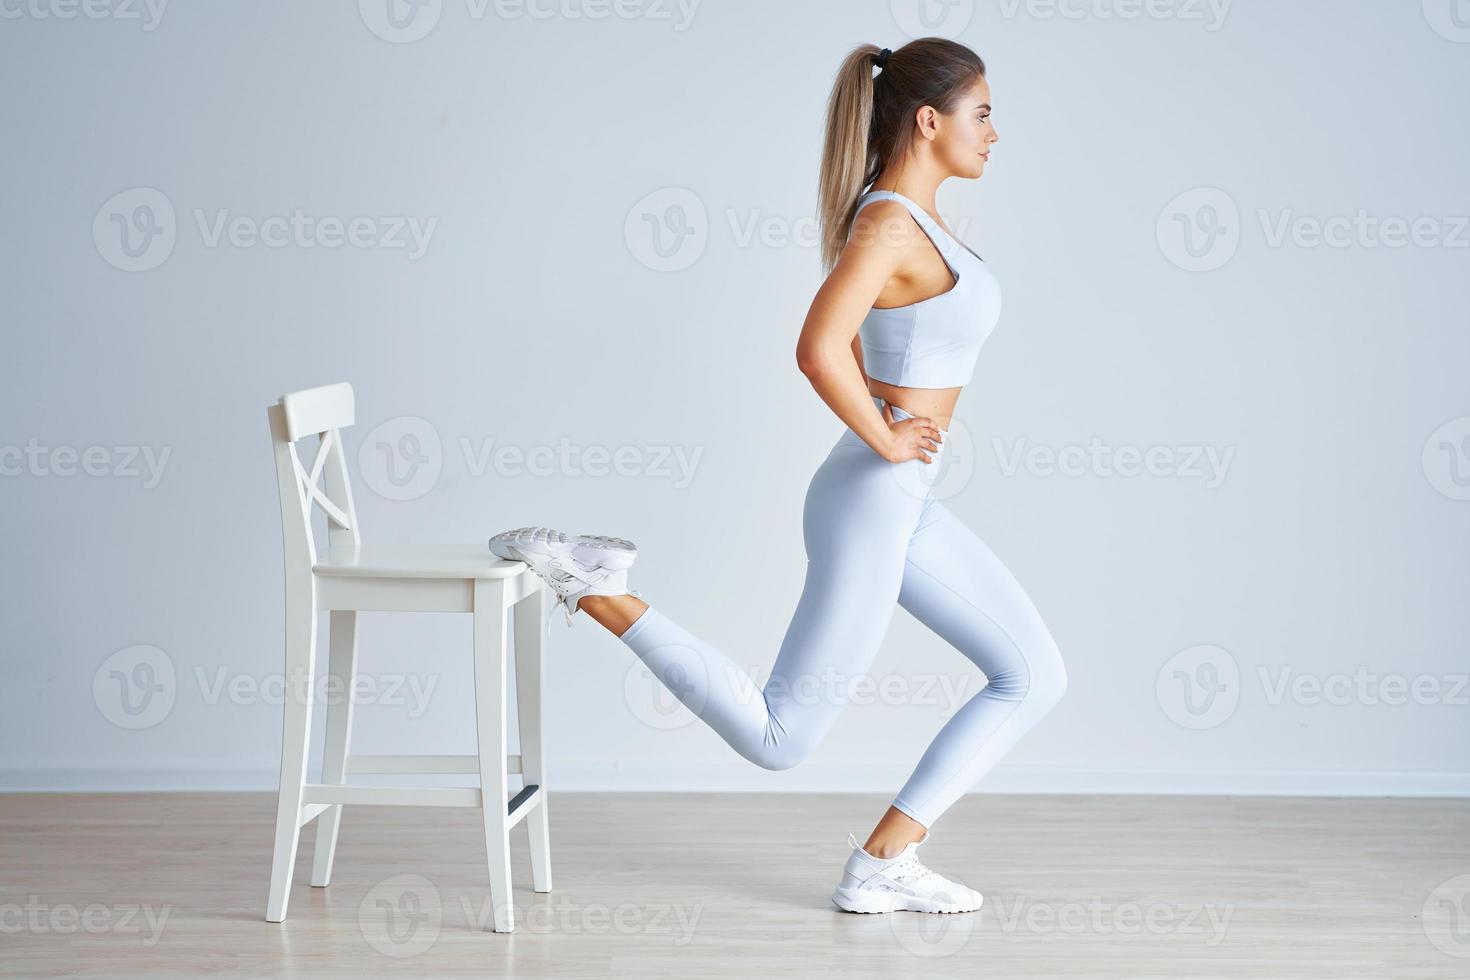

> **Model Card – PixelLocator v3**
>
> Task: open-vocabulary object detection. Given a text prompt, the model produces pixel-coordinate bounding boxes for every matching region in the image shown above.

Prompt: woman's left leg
[886,497,1069,830]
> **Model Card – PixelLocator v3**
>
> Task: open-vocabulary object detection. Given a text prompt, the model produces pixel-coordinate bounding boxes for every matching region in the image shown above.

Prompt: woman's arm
[795,202,942,463]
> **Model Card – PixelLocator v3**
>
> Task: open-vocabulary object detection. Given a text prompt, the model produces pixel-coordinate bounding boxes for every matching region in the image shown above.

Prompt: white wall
[2,0,1467,796]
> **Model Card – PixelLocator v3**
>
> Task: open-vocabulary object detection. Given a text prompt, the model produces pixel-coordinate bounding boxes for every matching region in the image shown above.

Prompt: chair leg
[311,610,358,887]
[473,579,515,933]
[266,586,318,922]
[514,584,552,893]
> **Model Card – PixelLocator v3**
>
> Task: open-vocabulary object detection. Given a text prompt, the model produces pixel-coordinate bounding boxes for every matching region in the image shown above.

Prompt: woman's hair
[816,37,986,274]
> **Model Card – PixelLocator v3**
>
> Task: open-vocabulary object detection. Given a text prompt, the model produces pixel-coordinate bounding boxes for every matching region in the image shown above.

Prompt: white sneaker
[488,526,639,629]
[830,831,984,914]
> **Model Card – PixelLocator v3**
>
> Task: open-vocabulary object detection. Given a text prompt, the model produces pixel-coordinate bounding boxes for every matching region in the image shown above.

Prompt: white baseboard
[2,763,1467,797]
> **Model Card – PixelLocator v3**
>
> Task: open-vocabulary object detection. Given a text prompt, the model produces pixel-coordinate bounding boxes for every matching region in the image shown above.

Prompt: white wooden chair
[264,381,550,933]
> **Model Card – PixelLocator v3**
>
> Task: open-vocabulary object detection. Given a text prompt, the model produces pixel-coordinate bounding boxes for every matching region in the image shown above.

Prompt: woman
[490,37,1068,915]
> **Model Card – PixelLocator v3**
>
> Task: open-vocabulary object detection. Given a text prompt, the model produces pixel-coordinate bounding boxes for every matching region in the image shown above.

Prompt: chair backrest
[267,382,361,573]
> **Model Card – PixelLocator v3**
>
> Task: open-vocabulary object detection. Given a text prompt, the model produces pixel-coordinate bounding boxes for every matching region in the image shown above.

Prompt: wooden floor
[1,791,1466,978]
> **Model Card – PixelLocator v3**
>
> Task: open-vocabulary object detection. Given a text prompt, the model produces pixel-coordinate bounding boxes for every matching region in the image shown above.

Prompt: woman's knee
[988,633,1067,712]
[751,738,807,772]
[1025,640,1068,713]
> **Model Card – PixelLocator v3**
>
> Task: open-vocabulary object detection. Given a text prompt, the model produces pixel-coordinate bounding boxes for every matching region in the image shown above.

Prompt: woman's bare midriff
[866,377,963,432]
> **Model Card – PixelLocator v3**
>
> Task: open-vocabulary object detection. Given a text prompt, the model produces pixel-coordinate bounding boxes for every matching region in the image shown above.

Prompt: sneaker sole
[830,886,982,914]
[489,527,637,571]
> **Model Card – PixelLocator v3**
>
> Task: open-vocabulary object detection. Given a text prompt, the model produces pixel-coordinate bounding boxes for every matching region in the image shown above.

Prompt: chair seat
[314,543,529,580]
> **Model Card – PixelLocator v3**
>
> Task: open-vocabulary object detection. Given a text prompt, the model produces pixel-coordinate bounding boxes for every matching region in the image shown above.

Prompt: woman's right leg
[610,435,929,772]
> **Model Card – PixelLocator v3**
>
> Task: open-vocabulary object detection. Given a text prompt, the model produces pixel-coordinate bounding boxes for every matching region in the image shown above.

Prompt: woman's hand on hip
[881,402,943,464]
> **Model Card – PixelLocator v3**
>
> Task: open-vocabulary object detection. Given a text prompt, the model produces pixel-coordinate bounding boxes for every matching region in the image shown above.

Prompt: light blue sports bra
[852,189,1002,389]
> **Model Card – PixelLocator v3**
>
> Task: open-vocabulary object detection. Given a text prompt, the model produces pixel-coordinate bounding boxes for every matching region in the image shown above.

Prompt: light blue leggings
[616,396,1068,828]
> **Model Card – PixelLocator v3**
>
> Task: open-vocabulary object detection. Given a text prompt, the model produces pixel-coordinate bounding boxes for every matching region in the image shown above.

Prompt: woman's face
[934,75,998,178]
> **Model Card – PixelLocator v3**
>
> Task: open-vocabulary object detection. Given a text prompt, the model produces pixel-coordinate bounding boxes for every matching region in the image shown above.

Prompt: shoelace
[886,855,944,886]
[540,580,642,636]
